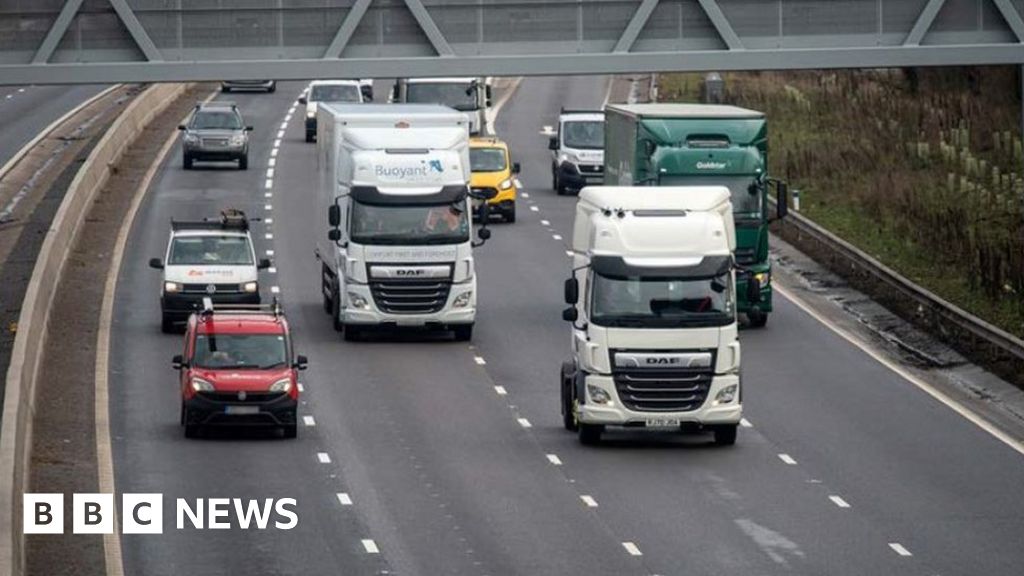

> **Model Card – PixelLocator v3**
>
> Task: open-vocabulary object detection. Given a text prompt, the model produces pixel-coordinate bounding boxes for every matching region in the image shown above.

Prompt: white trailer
[315,103,493,341]
[559,186,748,445]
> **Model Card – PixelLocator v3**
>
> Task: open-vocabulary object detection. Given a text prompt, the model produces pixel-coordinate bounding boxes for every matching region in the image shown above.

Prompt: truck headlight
[587,384,611,405]
[269,378,292,393]
[230,134,246,146]
[452,291,472,308]
[347,292,369,310]
[714,384,738,405]
[191,377,214,392]
[498,178,513,191]
[242,281,258,294]
[753,272,770,287]
[164,281,182,293]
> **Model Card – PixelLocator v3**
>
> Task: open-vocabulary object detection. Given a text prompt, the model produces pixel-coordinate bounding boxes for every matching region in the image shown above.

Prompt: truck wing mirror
[477,227,492,241]
[548,136,559,151]
[258,258,272,270]
[328,204,342,227]
[149,258,164,269]
[564,277,579,304]
[512,162,521,174]
[328,229,342,243]
[562,306,579,323]
[294,354,308,370]
[172,354,185,370]
[775,181,789,220]
[298,96,307,105]
[746,276,762,304]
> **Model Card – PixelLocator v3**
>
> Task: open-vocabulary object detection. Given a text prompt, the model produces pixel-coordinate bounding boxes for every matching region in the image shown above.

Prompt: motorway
[106,78,1024,576]
[0,84,107,167]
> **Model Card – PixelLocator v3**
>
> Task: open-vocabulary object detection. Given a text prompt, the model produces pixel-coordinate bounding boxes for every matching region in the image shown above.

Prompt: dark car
[178,102,252,170]
[221,80,276,93]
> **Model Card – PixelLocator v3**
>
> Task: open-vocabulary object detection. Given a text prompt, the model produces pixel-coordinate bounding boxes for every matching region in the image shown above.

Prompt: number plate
[225,405,260,415]
[644,418,681,428]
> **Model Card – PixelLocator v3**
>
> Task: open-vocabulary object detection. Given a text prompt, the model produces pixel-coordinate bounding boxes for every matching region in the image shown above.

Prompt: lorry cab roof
[578,185,731,212]
[406,77,480,83]
[559,111,604,122]
[606,103,764,119]
[322,103,465,121]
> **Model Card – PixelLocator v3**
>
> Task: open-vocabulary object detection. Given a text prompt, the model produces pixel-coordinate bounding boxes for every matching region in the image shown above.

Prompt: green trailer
[604,104,788,327]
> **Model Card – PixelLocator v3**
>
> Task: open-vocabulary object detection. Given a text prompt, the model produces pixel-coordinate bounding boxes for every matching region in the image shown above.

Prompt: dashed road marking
[265,179,273,189]
[274,138,282,147]
[271,148,279,157]
[266,168,275,178]
[268,157,276,167]
[622,542,643,556]
[268,266,277,274]
[580,495,598,508]
[530,206,539,212]
[280,122,288,130]
[297,383,304,392]
[552,234,562,241]
[565,250,573,257]
[494,385,507,396]
[337,493,353,506]
[474,356,486,365]
[266,249,275,256]
[361,539,380,554]
[521,192,529,198]
[778,454,797,465]
[271,285,280,294]
[265,233,274,240]
[546,454,562,465]
[517,418,532,429]
[540,219,550,226]
[829,495,850,508]
[317,452,331,464]
[303,415,316,426]
[889,543,912,557]
[740,418,752,428]
[514,178,522,188]
[265,192,273,198]
[265,204,273,210]
[277,130,285,139]
[285,114,292,122]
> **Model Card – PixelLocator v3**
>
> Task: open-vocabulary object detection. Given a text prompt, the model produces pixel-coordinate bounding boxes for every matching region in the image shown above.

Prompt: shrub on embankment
[659,67,1024,338]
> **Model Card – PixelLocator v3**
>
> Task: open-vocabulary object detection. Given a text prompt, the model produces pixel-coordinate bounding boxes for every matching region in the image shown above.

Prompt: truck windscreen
[562,121,603,150]
[350,201,470,245]
[406,83,478,111]
[590,272,734,328]
[660,175,762,220]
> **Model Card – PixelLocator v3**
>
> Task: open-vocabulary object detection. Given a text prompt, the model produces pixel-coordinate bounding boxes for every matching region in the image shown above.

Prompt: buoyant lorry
[560,186,750,445]
[315,104,493,342]
[603,104,788,327]
[391,78,492,135]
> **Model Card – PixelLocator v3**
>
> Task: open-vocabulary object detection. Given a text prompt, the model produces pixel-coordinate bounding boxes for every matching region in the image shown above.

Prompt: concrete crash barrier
[0,83,188,576]
[771,205,1024,389]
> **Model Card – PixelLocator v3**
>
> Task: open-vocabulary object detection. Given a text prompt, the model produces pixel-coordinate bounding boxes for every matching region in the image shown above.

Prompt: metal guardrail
[771,203,1024,388]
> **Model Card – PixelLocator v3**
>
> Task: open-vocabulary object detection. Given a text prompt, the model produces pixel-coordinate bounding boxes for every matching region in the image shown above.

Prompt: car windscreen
[193,334,288,370]
[590,271,733,328]
[168,236,254,266]
[406,83,478,111]
[562,120,603,150]
[659,175,762,219]
[470,147,507,172]
[310,84,360,103]
[190,111,242,130]
[350,201,470,245]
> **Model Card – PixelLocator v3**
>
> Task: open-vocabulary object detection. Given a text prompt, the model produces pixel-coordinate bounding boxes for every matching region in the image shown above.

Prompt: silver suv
[178,102,252,170]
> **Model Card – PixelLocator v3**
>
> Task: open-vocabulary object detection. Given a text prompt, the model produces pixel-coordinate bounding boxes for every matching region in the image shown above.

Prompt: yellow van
[470,137,519,223]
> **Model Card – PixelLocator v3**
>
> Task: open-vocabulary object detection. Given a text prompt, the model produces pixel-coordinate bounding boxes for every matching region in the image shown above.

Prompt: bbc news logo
[24,494,298,534]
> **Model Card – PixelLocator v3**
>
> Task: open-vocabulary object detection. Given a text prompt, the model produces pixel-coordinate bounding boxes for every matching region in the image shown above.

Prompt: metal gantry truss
[0,0,1022,84]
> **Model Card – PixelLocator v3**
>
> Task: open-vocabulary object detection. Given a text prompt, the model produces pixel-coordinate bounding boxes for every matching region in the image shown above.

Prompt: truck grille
[370,280,452,314]
[734,247,757,265]
[181,283,242,294]
[578,164,602,174]
[611,349,716,412]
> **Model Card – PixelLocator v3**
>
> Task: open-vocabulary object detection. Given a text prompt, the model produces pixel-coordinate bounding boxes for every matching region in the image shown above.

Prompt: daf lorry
[315,104,494,342]
[391,78,492,135]
[603,104,788,327]
[560,186,751,445]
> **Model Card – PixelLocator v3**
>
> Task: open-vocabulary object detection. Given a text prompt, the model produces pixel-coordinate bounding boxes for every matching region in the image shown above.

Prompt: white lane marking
[265,218,273,224]
[265,233,274,240]
[514,178,523,188]
[540,219,550,226]
[580,495,598,508]
[546,454,562,465]
[4,94,10,100]
[271,286,280,294]
[274,138,282,147]
[474,356,486,365]
[303,415,316,427]
[265,204,273,211]
[494,385,507,396]
[552,234,562,241]
[266,249,275,256]
[565,250,573,257]
[266,168,275,178]
[889,543,912,557]
[280,122,288,130]
[778,454,797,465]
[277,130,285,139]
[268,157,276,167]
[540,125,555,135]
[265,178,273,189]
[297,383,304,392]
[361,539,380,554]
[268,267,277,274]
[740,418,753,428]
[484,76,524,135]
[622,542,643,556]
[17,88,24,93]
[530,206,539,212]
[264,192,273,198]
[337,493,353,506]
[521,192,529,198]
[285,114,292,122]
[517,418,532,428]
[829,495,851,508]
[776,283,1024,456]
[271,148,279,157]
[317,452,331,464]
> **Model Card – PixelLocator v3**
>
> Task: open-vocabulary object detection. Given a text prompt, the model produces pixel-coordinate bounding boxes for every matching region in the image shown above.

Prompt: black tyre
[578,423,603,445]
[452,324,473,342]
[239,155,248,170]
[505,204,516,223]
[184,420,200,439]
[161,313,175,334]
[305,131,315,143]
[183,153,193,170]
[560,362,578,432]
[282,422,298,439]
[267,84,277,93]
[555,174,567,196]
[321,266,333,314]
[221,85,231,93]
[179,402,186,426]
[747,311,768,328]
[330,284,344,333]
[713,424,738,446]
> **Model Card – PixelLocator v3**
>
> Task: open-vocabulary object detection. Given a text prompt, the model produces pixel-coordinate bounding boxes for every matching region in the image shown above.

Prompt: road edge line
[94,86,217,576]
[485,76,524,135]
[775,283,1024,457]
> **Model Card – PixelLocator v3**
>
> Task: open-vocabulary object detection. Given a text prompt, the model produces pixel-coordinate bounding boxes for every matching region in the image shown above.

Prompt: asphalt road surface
[108,78,1024,576]
[0,84,107,167]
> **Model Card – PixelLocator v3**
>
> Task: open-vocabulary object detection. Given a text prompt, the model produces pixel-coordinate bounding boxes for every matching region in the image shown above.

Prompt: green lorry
[603,104,788,327]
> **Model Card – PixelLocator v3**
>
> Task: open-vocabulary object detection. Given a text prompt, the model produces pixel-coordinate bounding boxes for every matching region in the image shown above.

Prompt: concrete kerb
[0,83,187,576]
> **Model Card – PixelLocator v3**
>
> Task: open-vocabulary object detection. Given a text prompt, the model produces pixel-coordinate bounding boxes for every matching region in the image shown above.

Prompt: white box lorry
[315,103,493,341]
[559,186,751,445]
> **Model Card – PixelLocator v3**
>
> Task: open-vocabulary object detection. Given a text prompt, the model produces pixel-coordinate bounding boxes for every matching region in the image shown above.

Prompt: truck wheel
[330,284,344,333]
[239,155,248,170]
[343,325,362,342]
[747,311,768,328]
[560,363,578,432]
[321,266,333,314]
[282,422,298,439]
[713,425,738,446]
[183,153,193,170]
[578,423,603,445]
[453,324,473,341]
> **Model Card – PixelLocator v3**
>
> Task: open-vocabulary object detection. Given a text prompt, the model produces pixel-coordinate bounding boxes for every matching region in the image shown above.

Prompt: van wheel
[453,324,473,342]
[183,153,193,170]
[239,155,248,170]
[560,363,578,432]
[578,423,603,445]
[161,314,175,334]
[282,423,298,439]
[713,425,738,446]
[505,204,516,223]
[305,131,315,143]
[747,311,768,328]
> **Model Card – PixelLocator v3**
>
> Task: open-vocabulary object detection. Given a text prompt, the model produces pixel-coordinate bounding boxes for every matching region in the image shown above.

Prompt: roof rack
[560,108,604,115]
[197,100,237,108]
[198,296,283,319]
[171,208,259,232]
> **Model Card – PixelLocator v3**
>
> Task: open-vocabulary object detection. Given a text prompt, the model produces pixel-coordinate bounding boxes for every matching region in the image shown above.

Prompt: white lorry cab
[149,210,271,333]
[391,78,492,135]
[315,104,494,342]
[560,186,750,445]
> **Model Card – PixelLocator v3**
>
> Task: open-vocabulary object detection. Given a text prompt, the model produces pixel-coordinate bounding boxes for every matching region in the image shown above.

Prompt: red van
[173,301,306,438]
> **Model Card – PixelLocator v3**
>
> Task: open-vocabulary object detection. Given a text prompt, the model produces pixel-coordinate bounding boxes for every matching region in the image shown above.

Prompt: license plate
[645,418,680,428]
[225,405,259,415]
